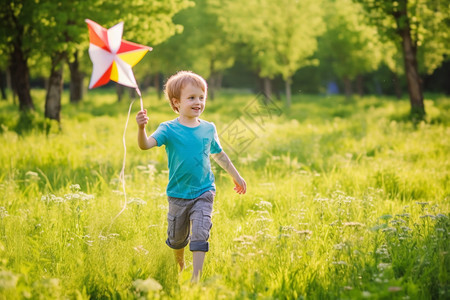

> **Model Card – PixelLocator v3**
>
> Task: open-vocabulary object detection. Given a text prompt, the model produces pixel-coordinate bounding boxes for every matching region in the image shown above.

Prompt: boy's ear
[172,98,180,107]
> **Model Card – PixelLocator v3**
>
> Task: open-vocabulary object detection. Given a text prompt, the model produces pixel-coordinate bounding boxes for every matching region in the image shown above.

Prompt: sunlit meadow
[0,89,449,299]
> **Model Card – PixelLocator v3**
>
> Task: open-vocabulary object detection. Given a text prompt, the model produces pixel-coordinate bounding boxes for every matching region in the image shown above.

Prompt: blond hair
[164,71,208,113]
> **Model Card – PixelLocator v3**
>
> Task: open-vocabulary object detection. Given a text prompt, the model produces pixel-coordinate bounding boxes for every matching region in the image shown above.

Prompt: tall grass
[0,89,448,299]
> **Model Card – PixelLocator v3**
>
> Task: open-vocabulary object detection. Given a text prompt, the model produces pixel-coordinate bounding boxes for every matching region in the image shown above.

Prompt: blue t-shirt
[151,118,223,199]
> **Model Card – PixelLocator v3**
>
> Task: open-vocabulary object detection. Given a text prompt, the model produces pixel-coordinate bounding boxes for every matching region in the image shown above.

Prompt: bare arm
[211,150,246,194]
[136,109,158,150]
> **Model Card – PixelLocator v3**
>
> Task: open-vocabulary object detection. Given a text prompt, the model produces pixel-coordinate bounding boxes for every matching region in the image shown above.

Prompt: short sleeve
[150,123,168,147]
[210,123,223,154]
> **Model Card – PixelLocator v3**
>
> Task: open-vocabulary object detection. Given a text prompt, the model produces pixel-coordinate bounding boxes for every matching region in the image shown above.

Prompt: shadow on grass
[0,110,60,136]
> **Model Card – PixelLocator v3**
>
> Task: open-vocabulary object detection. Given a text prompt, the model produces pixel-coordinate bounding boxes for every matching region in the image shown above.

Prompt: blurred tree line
[0,0,449,121]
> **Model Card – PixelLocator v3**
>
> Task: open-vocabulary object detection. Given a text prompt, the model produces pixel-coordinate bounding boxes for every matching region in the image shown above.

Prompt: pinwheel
[85,19,152,110]
[85,19,152,231]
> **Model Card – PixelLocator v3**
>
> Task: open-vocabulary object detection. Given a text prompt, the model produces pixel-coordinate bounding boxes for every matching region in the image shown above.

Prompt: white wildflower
[256,216,273,223]
[396,213,410,218]
[334,243,346,250]
[128,198,147,206]
[362,291,371,298]
[382,227,397,233]
[112,190,123,195]
[134,245,149,255]
[281,226,295,232]
[343,222,365,228]
[332,261,347,265]
[25,171,40,182]
[41,194,64,203]
[233,235,256,244]
[420,214,435,219]
[297,230,312,236]
[133,277,162,293]
[390,219,406,225]
[377,263,391,270]
[70,184,81,191]
[256,201,273,210]
[0,270,19,289]
[0,207,8,219]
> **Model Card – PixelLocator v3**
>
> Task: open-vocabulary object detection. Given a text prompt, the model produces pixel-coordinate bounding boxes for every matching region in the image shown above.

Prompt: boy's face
[174,83,206,119]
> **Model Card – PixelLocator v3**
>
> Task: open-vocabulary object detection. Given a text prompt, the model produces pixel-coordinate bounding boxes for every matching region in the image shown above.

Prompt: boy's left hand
[233,177,247,194]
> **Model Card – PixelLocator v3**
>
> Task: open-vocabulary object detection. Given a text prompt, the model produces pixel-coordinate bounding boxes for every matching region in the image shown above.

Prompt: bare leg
[191,251,206,282]
[174,248,185,272]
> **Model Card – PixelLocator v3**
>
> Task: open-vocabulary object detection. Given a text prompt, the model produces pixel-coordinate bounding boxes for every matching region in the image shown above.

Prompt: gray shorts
[166,190,215,252]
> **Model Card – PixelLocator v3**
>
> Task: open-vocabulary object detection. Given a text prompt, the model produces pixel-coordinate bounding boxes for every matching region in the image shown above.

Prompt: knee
[166,213,189,249]
[190,210,212,251]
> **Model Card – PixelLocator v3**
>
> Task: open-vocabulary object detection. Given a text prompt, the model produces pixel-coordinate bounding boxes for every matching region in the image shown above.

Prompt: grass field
[0,89,449,299]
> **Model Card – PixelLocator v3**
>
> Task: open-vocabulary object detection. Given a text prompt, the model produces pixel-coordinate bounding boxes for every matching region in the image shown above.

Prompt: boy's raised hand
[136,109,149,129]
[233,177,247,194]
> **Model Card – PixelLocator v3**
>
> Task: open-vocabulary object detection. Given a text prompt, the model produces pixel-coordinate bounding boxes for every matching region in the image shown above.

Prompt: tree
[150,0,235,100]
[33,0,90,121]
[0,0,192,121]
[0,1,39,111]
[319,0,386,98]
[354,0,450,119]
[0,48,9,101]
[210,0,325,107]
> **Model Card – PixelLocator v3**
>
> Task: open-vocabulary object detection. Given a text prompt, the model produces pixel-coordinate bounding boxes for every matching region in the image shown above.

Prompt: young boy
[135,71,246,282]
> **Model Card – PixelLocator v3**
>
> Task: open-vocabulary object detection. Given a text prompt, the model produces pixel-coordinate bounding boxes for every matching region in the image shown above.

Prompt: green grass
[0,89,449,299]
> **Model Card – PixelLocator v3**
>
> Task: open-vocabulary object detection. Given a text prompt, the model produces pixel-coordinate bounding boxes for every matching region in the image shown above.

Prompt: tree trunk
[217,73,223,90]
[68,51,84,103]
[209,82,215,100]
[401,33,424,117]
[394,0,425,118]
[129,87,136,100]
[262,77,272,103]
[285,76,292,108]
[392,72,402,99]
[154,73,162,100]
[356,74,364,97]
[6,67,12,91]
[45,54,64,122]
[209,72,223,101]
[0,71,6,100]
[343,76,352,99]
[116,85,124,102]
[10,42,34,111]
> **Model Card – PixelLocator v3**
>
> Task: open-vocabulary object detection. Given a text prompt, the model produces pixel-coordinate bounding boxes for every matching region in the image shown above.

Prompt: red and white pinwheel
[85,19,152,109]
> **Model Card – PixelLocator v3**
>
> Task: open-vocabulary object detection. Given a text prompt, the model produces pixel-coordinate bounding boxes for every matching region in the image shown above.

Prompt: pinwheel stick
[136,87,143,111]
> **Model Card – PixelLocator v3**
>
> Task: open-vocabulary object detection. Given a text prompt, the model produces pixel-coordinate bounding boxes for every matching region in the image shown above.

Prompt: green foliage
[319,0,387,80]
[0,89,449,298]
[146,0,234,79]
[354,0,450,75]
[95,0,193,46]
[210,0,325,81]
